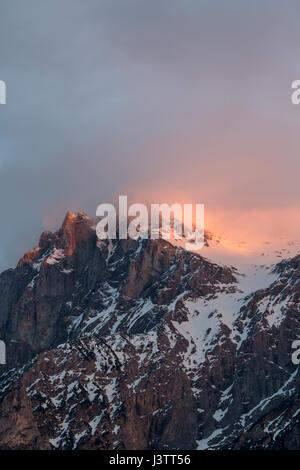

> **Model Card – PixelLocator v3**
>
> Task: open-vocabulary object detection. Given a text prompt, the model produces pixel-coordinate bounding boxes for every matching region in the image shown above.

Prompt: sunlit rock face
[0,212,299,450]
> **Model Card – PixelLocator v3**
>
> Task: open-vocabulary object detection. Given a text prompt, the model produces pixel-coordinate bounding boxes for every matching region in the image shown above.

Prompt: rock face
[0,212,299,450]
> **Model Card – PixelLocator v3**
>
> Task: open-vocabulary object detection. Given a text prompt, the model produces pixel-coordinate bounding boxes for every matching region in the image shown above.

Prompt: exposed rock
[0,212,299,449]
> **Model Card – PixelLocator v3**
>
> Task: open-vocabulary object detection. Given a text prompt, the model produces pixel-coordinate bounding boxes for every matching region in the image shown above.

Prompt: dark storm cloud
[1,0,300,269]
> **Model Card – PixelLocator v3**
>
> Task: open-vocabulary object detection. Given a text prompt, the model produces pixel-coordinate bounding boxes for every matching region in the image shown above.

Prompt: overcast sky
[1,0,300,270]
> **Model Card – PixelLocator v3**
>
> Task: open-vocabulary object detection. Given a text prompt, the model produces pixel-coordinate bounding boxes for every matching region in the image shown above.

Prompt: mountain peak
[55,211,94,256]
[1,210,300,449]
[62,210,91,227]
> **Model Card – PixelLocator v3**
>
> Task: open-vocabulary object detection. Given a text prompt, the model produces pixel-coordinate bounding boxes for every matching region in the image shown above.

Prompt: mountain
[0,211,299,450]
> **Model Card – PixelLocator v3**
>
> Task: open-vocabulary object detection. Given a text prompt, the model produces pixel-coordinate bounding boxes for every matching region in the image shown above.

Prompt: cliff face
[0,212,299,450]
[0,212,97,368]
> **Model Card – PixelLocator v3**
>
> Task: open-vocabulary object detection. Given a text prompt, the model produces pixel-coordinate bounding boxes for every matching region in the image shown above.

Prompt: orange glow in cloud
[123,182,300,251]
[42,184,300,255]
[205,207,300,247]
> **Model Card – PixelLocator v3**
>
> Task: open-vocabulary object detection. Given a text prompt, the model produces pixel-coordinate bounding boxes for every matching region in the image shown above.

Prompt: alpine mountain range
[0,211,299,450]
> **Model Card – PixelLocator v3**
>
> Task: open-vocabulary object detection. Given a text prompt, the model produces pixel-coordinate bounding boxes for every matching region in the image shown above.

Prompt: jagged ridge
[0,212,299,450]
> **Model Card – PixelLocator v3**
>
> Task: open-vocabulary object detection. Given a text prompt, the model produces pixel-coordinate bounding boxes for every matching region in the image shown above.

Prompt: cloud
[1,1,300,270]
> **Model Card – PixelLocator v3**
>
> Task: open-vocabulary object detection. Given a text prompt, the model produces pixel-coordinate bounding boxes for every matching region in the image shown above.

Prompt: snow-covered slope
[0,212,299,450]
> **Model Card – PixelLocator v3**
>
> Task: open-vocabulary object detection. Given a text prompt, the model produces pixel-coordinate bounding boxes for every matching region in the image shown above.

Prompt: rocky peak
[53,211,95,256]
[0,212,299,450]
